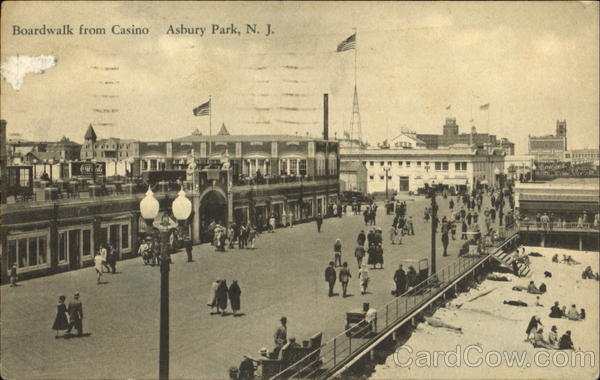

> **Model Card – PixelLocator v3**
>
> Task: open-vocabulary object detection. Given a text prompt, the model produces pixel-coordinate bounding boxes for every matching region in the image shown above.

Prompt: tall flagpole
[353,28,357,89]
[209,95,212,157]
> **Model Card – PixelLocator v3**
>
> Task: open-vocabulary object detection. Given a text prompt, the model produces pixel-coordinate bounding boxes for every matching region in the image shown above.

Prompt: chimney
[323,93,329,140]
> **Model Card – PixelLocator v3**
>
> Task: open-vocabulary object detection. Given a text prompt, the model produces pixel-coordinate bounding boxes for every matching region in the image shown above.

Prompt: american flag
[336,33,356,52]
[193,100,210,116]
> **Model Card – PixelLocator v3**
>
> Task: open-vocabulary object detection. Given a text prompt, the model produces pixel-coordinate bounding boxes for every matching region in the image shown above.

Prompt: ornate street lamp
[139,186,191,380]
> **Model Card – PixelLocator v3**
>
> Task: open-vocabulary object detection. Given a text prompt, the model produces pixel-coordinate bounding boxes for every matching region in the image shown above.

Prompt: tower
[349,85,362,152]
[84,124,97,159]
[556,120,567,149]
[443,117,459,136]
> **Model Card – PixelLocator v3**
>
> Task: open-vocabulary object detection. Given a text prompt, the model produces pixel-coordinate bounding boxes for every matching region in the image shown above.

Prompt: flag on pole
[480,103,490,110]
[446,105,451,110]
[193,100,210,116]
[336,33,356,52]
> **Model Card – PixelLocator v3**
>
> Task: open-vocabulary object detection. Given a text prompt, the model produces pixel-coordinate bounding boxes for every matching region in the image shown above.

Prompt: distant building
[46,136,81,161]
[416,118,514,154]
[528,120,568,161]
[566,148,599,166]
[339,161,368,193]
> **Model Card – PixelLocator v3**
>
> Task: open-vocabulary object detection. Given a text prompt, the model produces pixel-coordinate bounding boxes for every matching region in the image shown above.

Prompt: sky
[1,1,598,154]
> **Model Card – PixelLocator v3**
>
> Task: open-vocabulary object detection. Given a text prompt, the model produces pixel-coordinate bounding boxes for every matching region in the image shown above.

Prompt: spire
[84,124,97,141]
[217,122,230,136]
[349,85,362,152]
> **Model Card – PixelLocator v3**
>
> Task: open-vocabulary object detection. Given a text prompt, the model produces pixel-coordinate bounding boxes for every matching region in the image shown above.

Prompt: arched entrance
[199,189,228,243]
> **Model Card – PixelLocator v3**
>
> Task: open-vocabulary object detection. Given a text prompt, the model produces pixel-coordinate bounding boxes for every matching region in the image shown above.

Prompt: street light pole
[140,187,192,380]
[384,167,389,200]
[430,187,438,275]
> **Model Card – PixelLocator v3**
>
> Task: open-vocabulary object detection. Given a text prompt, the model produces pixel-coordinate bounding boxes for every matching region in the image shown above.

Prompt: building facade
[339,161,368,193]
[341,146,505,195]
[528,120,568,161]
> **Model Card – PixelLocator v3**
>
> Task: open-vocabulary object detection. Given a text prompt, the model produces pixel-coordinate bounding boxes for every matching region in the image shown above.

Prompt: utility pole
[430,187,438,275]
[384,167,390,200]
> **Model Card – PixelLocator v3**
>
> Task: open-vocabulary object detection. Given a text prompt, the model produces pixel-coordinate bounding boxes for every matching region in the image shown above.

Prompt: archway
[199,189,228,243]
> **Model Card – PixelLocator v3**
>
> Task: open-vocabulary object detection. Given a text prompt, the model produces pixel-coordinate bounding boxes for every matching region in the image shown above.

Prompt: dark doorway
[399,176,409,191]
[68,230,80,269]
[200,190,228,243]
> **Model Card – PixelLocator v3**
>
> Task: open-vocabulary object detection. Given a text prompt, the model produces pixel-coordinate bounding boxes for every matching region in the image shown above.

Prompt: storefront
[57,223,94,269]
[7,228,51,274]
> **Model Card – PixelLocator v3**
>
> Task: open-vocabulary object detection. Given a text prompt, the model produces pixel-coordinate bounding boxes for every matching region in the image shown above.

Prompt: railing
[519,221,599,231]
[270,225,520,379]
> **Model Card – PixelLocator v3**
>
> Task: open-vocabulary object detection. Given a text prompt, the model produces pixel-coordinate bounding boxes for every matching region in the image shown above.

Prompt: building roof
[217,123,230,136]
[25,151,63,162]
[174,134,323,143]
[84,124,97,140]
[341,147,478,157]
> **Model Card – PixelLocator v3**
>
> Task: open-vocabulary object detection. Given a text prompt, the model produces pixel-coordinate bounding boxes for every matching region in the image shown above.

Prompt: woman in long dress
[216,280,229,315]
[358,265,370,295]
[52,295,69,338]
[228,280,242,316]
[207,280,220,312]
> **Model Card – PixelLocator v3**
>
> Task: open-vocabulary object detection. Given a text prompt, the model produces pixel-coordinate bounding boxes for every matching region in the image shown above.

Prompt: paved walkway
[1,195,499,379]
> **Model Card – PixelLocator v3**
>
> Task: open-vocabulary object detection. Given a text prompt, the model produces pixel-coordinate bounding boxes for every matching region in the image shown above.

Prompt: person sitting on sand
[552,254,559,263]
[527,281,542,294]
[487,274,510,282]
[539,283,547,293]
[548,326,559,348]
[533,327,553,349]
[566,304,581,320]
[558,330,574,350]
[535,296,544,307]
[563,255,580,265]
[580,308,586,320]
[425,316,463,333]
[549,302,563,318]
[581,266,595,280]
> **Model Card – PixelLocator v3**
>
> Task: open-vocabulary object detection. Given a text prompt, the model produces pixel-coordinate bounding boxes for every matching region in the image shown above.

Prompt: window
[442,162,449,171]
[398,161,402,166]
[417,161,421,167]
[380,175,384,180]
[362,161,367,166]
[370,161,374,166]
[8,234,49,270]
[380,161,384,166]
[289,159,298,175]
[369,175,374,180]
[387,161,392,166]
[388,176,392,180]
[19,168,30,187]
[59,232,67,263]
[406,161,411,167]
[435,162,442,170]
[150,160,157,170]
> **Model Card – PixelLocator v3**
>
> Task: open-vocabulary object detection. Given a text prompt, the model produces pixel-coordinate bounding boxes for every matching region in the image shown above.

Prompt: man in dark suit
[324,262,336,296]
[184,235,193,262]
[316,213,323,233]
[67,292,84,336]
[393,264,406,296]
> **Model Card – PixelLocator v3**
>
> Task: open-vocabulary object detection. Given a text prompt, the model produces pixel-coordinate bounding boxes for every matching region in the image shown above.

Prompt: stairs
[492,249,532,278]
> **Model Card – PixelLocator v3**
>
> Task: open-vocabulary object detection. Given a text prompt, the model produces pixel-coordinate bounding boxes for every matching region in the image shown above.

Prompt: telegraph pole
[430,187,438,275]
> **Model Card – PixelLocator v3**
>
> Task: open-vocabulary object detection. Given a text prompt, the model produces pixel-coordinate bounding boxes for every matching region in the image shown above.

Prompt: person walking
[106,244,118,274]
[52,295,69,338]
[99,244,111,273]
[248,226,257,249]
[339,262,352,297]
[393,264,406,296]
[354,245,365,268]
[358,265,370,295]
[216,280,229,315]
[228,280,242,316]
[325,262,337,297]
[333,239,342,267]
[357,230,366,247]
[184,235,193,262]
[207,279,220,313]
[66,292,84,337]
[94,252,104,284]
[316,213,323,233]
[441,231,449,256]
[407,216,415,235]
[461,220,468,240]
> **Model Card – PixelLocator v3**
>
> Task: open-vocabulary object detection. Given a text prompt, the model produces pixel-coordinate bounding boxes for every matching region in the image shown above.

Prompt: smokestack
[323,93,329,140]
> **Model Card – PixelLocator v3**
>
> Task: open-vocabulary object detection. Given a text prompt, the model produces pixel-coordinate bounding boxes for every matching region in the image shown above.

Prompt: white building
[341,146,505,194]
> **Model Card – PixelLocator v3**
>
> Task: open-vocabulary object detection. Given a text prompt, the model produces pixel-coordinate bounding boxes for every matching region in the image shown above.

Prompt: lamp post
[139,187,192,380]
[429,186,438,275]
[494,167,501,189]
[531,164,536,182]
[383,167,390,200]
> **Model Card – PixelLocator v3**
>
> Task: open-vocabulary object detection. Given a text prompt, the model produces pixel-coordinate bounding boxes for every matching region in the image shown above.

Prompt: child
[10,264,18,287]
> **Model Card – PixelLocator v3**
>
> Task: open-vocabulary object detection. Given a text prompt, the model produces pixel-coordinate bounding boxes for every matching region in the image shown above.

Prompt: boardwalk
[1,195,501,379]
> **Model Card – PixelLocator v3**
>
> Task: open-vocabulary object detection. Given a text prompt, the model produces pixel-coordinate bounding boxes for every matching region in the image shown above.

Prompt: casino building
[1,123,340,283]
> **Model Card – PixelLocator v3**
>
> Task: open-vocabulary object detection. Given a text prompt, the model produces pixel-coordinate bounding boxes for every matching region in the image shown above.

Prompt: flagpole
[209,95,212,157]
[353,28,357,88]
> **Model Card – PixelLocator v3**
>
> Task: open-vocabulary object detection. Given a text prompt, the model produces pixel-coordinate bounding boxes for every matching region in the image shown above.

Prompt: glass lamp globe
[172,189,192,221]
[140,187,160,220]
[494,168,500,175]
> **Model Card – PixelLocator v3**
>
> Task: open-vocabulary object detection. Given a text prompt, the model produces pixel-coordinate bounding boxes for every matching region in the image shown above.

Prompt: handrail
[270,224,521,380]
